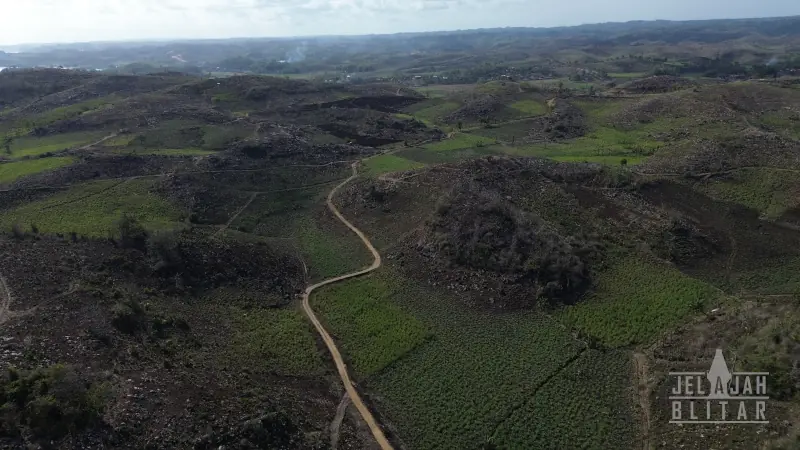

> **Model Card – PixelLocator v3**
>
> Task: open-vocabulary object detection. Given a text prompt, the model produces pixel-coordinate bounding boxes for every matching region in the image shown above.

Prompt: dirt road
[300,162,393,450]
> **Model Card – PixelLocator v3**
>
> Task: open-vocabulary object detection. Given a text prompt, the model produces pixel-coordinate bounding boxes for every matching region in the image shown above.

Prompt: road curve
[300,162,393,450]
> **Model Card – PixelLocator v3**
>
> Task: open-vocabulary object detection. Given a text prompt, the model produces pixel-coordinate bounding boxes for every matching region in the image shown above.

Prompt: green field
[0,178,185,236]
[342,269,638,449]
[294,215,372,281]
[492,349,635,449]
[470,119,535,142]
[563,255,720,347]
[362,154,425,176]
[697,168,800,219]
[509,99,547,116]
[315,269,633,449]
[226,303,324,376]
[404,99,461,124]
[311,276,430,376]
[0,157,75,184]
[1,97,117,136]
[229,186,371,282]
[4,132,105,159]
[397,146,499,164]
[424,133,491,151]
[609,72,647,78]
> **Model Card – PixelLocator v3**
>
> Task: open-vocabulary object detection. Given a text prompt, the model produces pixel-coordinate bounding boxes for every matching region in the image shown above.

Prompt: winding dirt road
[300,162,393,450]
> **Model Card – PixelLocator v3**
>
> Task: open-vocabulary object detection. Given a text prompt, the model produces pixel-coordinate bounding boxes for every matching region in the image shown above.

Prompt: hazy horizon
[2,0,800,47]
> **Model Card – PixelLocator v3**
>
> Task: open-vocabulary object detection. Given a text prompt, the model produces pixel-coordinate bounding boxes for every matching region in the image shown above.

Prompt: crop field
[397,145,499,164]
[294,215,372,281]
[0,178,185,236]
[729,255,800,296]
[350,270,624,449]
[608,72,647,78]
[509,99,547,116]
[572,99,631,124]
[423,133,492,151]
[0,97,117,135]
[225,302,324,376]
[403,99,461,124]
[5,131,106,158]
[362,154,425,176]
[757,112,800,140]
[228,187,371,281]
[470,119,535,142]
[0,156,75,184]
[563,254,720,347]
[310,276,430,376]
[696,168,800,219]
[491,349,635,449]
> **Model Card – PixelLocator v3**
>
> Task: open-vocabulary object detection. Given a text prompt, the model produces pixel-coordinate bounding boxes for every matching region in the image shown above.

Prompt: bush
[0,365,109,440]
[10,223,25,240]
[148,229,183,273]
[113,213,148,250]
[111,298,147,335]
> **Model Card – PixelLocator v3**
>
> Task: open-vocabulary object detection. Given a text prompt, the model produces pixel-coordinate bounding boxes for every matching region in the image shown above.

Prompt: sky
[1,0,800,45]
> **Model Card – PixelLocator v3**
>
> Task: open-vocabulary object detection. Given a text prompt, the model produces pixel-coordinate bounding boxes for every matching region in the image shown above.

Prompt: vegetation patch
[470,119,535,142]
[563,254,720,347]
[0,178,185,236]
[396,145,498,164]
[3,132,105,159]
[491,350,635,449]
[366,272,586,449]
[3,96,117,135]
[0,365,109,440]
[424,133,490,151]
[736,314,800,400]
[0,156,75,184]
[226,304,324,377]
[311,275,430,377]
[294,215,372,281]
[404,99,461,124]
[362,154,424,176]
[758,112,800,140]
[549,155,644,165]
[509,99,546,116]
[230,187,370,282]
[697,168,800,219]
[112,148,216,156]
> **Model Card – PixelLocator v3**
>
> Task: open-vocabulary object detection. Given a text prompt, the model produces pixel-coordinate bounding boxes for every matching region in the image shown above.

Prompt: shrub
[10,223,25,240]
[111,298,147,335]
[113,213,148,250]
[147,229,183,273]
[0,365,109,440]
